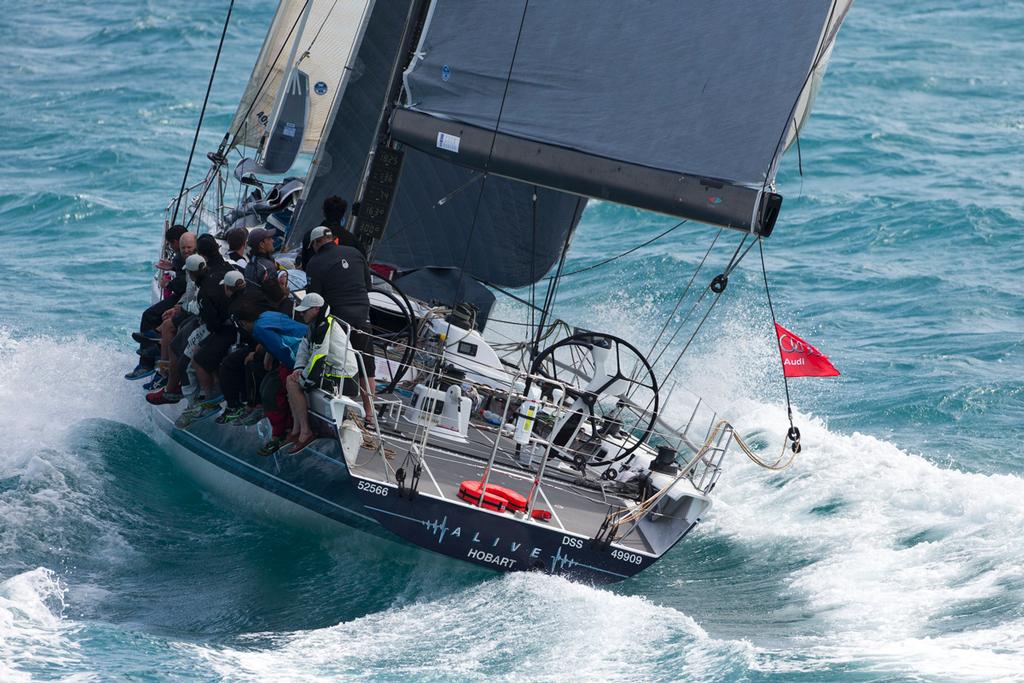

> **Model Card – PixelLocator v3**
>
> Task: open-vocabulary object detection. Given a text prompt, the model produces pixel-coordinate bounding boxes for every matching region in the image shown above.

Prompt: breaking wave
[1,327,1021,680]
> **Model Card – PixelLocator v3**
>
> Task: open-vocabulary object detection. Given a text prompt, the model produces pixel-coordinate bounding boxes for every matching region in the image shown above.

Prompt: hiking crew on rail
[127,196,374,456]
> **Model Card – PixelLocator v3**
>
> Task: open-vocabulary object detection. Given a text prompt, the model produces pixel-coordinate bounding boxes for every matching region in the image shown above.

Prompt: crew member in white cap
[147,254,207,405]
[282,292,359,453]
[304,224,377,426]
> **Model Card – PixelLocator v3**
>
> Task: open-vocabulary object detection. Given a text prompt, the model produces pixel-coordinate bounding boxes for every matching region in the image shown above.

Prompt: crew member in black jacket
[304,225,377,418]
[189,236,235,409]
[126,226,193,380]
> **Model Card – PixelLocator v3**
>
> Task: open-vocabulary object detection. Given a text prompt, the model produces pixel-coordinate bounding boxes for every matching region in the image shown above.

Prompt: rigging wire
[440,0,532,317]
[170,0,235,228]
[528,196,582,362]
[302,0,340,52]
[555,219,689,279]
[529,187,538,343]
[760,0,839,200]
[646,228,721,358]
[227,0,312,151]
[400,0,535,489]
[759,238,801,454]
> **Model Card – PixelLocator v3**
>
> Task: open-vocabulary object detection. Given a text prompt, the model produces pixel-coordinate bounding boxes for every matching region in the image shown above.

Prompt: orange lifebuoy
[457,480,507,512]
[458,480,528,513]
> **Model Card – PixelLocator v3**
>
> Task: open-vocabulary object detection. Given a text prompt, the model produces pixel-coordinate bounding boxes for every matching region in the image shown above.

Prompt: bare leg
[193,363,217,400]
[360,376,377,429]
[286,373,311,439]
[166,350,184,394]
[159,319,175,363]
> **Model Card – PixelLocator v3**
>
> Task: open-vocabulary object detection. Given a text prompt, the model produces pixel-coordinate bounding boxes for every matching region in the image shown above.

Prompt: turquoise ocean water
[1,2,1022,680]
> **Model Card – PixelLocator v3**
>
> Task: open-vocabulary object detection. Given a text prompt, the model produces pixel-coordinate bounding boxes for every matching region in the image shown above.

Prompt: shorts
[183,324,210,360]
[192,330,236,373]
[304,357,358,397]
[170,316,201,358]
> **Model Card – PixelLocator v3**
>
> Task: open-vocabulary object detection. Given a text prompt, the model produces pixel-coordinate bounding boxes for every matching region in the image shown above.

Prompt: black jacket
[304,243,371,325]
[166,253,188,301]
[244,253,285,304]
[298,218,365,270]
[197,263,234,334]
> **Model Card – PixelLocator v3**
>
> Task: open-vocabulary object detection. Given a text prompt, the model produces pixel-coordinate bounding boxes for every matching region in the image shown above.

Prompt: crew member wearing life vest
[284,292,359,454]
[303,225,378,424]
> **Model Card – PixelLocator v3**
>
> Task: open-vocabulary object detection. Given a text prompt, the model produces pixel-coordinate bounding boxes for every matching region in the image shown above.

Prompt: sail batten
[393,0,850,233]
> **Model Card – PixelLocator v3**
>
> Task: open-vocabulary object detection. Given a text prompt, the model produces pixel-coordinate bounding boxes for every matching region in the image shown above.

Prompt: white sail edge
[228,0,375,160]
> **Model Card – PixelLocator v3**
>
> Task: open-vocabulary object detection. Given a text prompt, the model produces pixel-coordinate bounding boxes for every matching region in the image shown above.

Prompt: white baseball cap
[294,292,325,312]
[310,226,333,241]
[219,270,245,287]
[184,254,206,272]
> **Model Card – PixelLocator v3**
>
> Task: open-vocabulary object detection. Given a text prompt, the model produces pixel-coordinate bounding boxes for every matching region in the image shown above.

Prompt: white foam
[690,395,1024,679]
[0,328,145,558]
[515,293,1024,678]
[3,312,1021,679]
[195,573,755,681]
[0,568,85,682]
[0,328,144,465]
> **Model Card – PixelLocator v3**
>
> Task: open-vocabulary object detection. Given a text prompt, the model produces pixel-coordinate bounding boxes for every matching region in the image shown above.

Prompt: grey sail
[375,149,586,288]
[257,69,309,175]
[392,0,850,235]
[290,0,586,288]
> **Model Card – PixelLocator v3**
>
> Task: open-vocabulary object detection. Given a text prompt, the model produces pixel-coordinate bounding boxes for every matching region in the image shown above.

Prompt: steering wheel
[526,332,659,466]
[368,275,417,394]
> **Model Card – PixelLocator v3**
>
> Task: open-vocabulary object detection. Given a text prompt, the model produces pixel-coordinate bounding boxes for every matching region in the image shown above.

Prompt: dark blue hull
[153,405,661,584]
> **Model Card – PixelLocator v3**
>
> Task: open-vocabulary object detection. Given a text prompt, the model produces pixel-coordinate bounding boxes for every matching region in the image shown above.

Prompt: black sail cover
[391,0,849,235]
[290,0,586,289]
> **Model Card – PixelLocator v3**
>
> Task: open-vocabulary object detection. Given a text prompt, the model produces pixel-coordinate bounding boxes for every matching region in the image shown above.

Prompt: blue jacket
[252,312,307,369]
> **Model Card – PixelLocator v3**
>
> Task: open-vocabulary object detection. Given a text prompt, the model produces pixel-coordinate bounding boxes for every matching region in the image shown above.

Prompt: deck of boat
[340,394,656,555]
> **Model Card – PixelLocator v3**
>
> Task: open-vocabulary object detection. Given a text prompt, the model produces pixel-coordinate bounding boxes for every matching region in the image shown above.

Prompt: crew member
[304,226,377,422]
[285,293,359,454]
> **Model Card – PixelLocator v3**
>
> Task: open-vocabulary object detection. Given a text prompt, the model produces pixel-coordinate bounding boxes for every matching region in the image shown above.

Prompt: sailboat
[144,0,853,584]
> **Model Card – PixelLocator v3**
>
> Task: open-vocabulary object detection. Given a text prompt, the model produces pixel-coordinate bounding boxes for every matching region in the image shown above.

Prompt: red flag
[775,323,840,378]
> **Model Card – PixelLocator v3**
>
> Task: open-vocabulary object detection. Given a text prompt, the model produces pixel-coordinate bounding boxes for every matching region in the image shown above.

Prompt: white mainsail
[779,0,855,160]
[228,0,375,158]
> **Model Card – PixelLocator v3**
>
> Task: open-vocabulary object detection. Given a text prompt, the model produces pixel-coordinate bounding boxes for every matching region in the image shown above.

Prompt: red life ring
[458,480,528,513]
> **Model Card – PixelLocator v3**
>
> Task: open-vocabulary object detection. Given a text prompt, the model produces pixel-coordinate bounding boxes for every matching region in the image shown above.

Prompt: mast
[348,0,431,253]
[283,0,588,306]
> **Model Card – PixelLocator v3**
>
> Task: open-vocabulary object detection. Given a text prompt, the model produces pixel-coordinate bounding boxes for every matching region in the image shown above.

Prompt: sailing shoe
[146,388,182,405]
[215,406,247,425]
[143,373,167,391]
[192,402,222,421]
[175,400,220,428]
[174,402,202,428]
[125,363,156,381]
[237,406,265,427]
[257,436,286,457]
